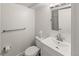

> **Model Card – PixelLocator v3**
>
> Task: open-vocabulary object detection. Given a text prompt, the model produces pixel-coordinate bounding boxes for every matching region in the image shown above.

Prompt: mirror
[50,3,71,33]
[58,8,71,34]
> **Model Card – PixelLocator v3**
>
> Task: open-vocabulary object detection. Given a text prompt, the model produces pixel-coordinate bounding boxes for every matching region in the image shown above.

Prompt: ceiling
[17,3,60,9]
[17,3,61,9]
[17,3,39,8]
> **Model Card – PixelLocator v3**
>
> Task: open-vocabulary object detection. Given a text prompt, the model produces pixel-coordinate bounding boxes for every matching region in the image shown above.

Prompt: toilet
[25,46,40,56]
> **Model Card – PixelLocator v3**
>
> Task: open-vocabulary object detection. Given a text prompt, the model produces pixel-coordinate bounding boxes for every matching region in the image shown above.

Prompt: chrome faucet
[56,32,63,42]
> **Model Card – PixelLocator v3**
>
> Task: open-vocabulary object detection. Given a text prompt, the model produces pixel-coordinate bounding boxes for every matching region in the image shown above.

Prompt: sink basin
[41,36,71,56]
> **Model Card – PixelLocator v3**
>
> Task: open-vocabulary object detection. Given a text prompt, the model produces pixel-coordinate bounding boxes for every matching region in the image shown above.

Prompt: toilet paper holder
[1,46,11,55]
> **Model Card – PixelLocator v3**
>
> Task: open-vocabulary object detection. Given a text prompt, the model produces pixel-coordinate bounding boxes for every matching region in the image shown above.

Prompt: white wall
[72,4,79,56]
[1,3,35,56]
[35,4,52,38]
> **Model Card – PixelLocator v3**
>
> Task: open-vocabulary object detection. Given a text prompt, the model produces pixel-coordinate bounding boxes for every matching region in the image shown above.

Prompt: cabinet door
[41,43,63,56]
[36,39,63,56]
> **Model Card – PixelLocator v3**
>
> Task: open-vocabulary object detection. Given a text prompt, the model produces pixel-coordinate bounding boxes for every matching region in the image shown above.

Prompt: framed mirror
[50,3,71,33]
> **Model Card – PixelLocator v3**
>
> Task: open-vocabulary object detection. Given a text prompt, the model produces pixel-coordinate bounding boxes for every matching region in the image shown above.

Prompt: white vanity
[36,35,71,56]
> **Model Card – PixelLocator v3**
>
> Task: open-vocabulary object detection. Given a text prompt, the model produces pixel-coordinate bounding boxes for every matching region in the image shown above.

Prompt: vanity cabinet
[41,43,63,56]
[36,39,63,56]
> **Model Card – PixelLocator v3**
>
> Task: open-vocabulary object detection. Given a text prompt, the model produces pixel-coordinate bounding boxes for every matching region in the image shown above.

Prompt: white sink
[40,36,71,56]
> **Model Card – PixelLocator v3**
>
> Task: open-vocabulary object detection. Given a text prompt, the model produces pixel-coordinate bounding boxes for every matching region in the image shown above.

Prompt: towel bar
[2,28,26,33]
